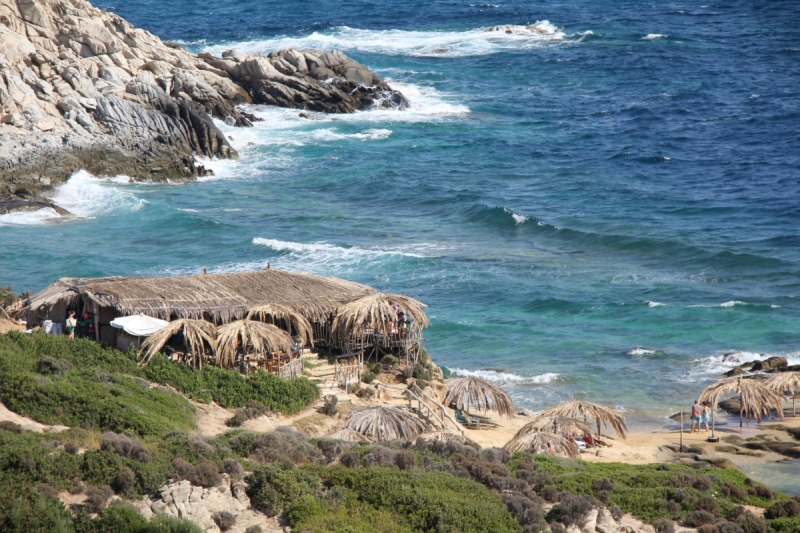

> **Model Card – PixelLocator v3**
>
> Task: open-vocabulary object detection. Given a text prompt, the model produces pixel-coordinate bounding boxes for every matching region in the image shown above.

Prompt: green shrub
[769,515,800,533]
[361,371,376,384]
[0,483,73,533]
[95,503,149,533]
[247,463,322,516]
[304,465,523,533]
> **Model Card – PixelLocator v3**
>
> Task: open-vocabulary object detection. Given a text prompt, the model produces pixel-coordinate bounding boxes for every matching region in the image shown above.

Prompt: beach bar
[17,268,430,373]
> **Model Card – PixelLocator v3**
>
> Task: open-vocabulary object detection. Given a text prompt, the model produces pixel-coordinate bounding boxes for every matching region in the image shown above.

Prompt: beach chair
[454,407,480,429]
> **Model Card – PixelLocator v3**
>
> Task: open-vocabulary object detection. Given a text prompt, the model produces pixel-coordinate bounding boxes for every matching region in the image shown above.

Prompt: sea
[1,0,799,462]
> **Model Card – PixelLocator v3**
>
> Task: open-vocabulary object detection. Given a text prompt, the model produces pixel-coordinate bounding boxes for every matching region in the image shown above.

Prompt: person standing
[702,402,712,433]
[691,400,703,433]
[66,310,77,339]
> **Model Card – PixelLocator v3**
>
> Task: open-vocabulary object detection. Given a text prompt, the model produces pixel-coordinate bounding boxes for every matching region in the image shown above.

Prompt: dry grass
[22,269,376,325]
[514,415,594,438]
[138,318,217,368]
[247,303,314,345]
[444,376,514,418]
[764,372,800,415]
[700,376,785,425]
[216,320,294,368]
[504,431,580,458]
[344,406,429,442]
[331,292,430,342]
[539,401,627,438]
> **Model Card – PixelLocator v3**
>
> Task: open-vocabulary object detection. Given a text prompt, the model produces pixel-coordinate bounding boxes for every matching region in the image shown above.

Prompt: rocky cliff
[0,0,407,212]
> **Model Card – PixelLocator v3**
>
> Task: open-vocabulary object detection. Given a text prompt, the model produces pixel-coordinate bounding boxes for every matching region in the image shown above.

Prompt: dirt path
[0,401,68,433]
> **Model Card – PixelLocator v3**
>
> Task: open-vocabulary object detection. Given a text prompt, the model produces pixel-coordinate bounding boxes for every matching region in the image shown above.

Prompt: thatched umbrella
[515,415,594,439]
[765,372,800,416]
[216,319,294,369]
[138,319,217,368]
[324,427,373,443]
[504,431,580,458]
[539,401,627,439]
[332,292,430,342]
[700,376,784,432]
[247,303,314,346]
[344,406,429,442]
[444,376,515,418]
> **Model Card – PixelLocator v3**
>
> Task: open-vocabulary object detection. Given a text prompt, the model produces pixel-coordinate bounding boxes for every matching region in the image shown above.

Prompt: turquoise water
[1,0,799,430]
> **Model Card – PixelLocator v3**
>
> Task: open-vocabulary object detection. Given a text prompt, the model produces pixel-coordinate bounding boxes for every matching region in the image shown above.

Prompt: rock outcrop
[0,0,406,203]
[137,474,281,533]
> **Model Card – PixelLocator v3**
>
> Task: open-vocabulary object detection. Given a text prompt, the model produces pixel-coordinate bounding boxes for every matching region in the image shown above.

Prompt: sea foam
[203,21,568,59]
[450,367,559,385]
[0,170,145,226]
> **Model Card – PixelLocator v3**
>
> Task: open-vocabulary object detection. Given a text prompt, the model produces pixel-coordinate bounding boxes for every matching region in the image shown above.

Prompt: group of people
[690,399,713,433]
[562,431,607,449]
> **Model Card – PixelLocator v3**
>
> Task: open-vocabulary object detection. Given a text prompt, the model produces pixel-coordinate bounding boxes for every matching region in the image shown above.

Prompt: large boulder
[751,357,788,372]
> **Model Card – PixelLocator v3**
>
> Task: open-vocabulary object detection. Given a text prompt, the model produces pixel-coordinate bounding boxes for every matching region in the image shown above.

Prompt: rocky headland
[0,0,407,214]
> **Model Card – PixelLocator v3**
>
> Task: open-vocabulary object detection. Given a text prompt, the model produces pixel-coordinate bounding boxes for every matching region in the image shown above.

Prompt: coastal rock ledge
[0,0,407,206]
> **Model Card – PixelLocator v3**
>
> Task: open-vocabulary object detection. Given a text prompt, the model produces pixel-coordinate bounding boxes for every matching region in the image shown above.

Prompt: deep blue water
[2,0,800,430]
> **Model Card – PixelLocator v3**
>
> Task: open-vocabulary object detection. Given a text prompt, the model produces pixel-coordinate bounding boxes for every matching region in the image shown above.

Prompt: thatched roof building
[20,269,376,349]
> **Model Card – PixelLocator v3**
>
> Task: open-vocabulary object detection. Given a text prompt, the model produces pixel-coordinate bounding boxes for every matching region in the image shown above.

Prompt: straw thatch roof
[332,292,430,342]
[539,401,627,438]
[247,303,313,345]
[323,427,373,443]
[139,319,217,368]
[700,376,784,425]
[216,320,294,368]
[344,406,430,442]
[504,431,580,458]
[514,415,594,439]
[444,376,514,418]
[22,269,375,325]
[765,372,800,415]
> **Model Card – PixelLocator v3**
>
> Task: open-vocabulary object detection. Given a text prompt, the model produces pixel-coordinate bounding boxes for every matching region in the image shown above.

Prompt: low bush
[321,395,338,416]
[361,371,376,384]
[219,458,244,479]
[546,494,595,526]
[247,463,322,516]
[653,518,676,533]
[85,485,113,514]
[212,511,236,531]
[101,433,151,463]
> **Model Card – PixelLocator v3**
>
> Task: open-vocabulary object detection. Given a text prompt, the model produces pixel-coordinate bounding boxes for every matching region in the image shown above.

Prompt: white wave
[628,348,657,356]
[0,170,145,225]
[720,300,746,307]
[450,367,559,385]
[251,237,437,271]
[691,350,800,378]
[203,21,568,59]
[501,207,528,224]
[0,207,63,226]
[50,170,146,218]
[644,33,667,40]
[310,127,393,142]
[647,301,668,307]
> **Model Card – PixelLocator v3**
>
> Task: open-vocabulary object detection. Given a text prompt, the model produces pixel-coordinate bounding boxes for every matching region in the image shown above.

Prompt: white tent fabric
[110,314,169,337]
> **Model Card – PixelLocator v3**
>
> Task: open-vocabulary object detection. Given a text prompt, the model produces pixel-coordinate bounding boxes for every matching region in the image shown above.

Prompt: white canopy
[110,314,169,337]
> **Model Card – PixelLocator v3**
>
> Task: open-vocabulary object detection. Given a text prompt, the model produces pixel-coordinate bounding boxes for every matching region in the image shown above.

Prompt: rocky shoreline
[0,0,408,215]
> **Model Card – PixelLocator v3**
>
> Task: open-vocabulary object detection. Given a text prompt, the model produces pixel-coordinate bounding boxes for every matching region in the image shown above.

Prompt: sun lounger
[454,407,481,429]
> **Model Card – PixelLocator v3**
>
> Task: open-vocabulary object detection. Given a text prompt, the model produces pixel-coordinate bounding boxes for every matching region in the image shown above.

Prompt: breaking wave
[449,367,560,385]
[0,170,145,226]
[204,21,569,59]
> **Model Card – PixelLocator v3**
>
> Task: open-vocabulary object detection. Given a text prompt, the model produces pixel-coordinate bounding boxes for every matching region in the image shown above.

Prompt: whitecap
[251,237,437,271]
[203,21,570,59]
[643,34,668,40]
[1,170,145,225]
[450,367,559,385]
[720,300,746,307]
[646,301,668,307]
[690,351,800,379]
[628,347,657,356]
[501,207,528,224]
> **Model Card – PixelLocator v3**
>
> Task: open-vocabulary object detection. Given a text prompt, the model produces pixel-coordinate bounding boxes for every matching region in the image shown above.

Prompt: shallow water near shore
[1,0,799,433]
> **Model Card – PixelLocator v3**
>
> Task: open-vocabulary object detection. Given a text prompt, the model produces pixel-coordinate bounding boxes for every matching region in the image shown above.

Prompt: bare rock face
[139,474,281,533]
[0,0,405,199]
